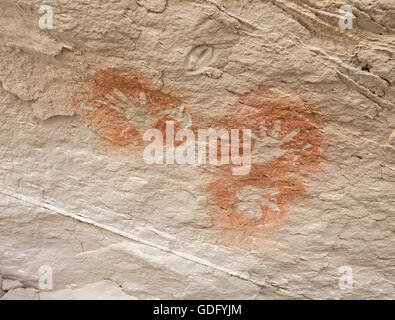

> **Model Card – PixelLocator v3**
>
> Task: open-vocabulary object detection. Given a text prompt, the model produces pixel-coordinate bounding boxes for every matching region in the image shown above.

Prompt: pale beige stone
[0,0,394,300]
[1,288,39,300]
[39,281,137,300]
[2,279,23,291]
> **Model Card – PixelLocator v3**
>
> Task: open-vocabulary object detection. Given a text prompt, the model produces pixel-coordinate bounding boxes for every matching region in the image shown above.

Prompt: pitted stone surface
[0,0,394,299]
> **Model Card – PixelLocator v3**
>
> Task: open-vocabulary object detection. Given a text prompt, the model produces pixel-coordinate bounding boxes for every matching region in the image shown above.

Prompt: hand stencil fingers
[112,88,132,106]
[271,120,281,138]
[282,127,300,143]
[79,101,98,111]
[236,186,281,220]
[138,92,147,107]
[104,93,127,112]
[259,122,267,137]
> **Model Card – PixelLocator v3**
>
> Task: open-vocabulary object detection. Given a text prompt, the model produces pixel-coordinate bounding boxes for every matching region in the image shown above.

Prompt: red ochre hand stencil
[73,69,324,246]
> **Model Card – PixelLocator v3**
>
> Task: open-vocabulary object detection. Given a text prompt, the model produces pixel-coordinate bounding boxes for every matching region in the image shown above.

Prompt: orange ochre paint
[73,69,187,146]
[205,95,323,246]
[72,69,324,246]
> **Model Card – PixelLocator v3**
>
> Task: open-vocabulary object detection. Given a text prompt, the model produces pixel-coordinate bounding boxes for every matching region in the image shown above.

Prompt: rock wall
[0,0,394,299]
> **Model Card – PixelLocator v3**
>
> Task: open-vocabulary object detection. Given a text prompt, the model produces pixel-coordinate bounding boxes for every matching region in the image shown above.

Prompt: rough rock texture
[2,279,23,291]
[0,0,394,299]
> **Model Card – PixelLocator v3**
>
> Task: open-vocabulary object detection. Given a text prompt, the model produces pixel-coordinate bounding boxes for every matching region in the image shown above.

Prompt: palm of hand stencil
[251,120,306,164]
[236,186,280,220]
[233,120,311,220]
[80,87,192,134]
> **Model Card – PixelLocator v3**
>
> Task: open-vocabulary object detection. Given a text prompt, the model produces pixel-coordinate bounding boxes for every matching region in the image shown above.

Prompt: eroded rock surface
[0,0,394,299]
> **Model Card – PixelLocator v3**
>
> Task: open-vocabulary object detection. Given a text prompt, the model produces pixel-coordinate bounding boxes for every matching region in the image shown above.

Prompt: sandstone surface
[0,0,394,299]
